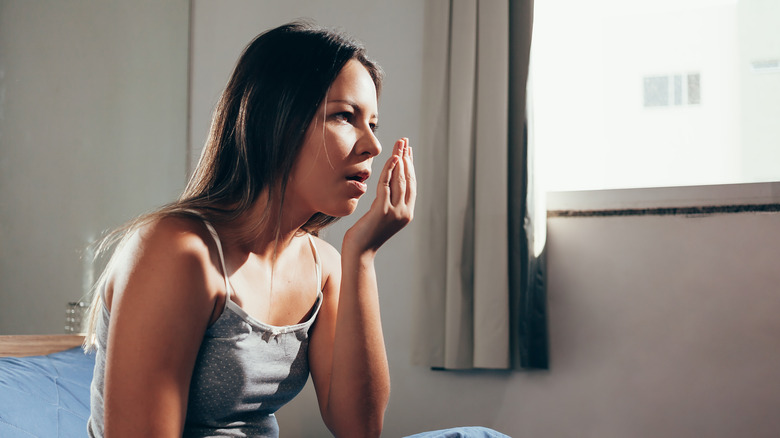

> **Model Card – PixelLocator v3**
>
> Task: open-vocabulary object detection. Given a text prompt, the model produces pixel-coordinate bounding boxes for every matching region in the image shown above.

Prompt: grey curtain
[413,0,547,370]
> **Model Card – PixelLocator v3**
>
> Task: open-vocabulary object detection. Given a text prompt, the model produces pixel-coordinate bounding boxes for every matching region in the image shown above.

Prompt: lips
[345,169,370,195]
[346,169,370,184]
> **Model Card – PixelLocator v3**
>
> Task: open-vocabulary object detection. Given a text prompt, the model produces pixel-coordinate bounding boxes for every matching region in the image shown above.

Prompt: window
[643,73,700,107]
[531,0,780,193]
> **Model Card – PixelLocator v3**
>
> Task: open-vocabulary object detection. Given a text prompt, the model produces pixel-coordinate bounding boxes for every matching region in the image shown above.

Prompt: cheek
[294,140,330,178]
[295,129,354,184]
[324,128,357,158]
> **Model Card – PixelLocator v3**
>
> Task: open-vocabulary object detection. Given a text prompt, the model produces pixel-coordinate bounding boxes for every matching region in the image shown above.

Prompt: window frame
[546,182,780,217]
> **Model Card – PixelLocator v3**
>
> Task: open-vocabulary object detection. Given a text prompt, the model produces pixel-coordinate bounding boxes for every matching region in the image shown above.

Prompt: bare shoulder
[113,215,215,277]
[137,215,214,252]
[100,214,223,432]
[308,234,342,290]
[106,215,222,311]
[308,234,341,267]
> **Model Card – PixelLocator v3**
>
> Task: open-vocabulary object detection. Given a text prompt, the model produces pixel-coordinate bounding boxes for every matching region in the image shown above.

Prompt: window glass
[532,0,780,192]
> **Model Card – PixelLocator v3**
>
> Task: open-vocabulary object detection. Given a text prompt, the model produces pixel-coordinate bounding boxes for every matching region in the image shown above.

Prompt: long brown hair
[84,21,383,348]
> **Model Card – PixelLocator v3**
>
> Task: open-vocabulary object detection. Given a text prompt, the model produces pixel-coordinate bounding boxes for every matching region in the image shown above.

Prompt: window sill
[547,182,780,218]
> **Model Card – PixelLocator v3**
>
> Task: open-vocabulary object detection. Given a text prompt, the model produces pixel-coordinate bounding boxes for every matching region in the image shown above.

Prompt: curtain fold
[414,0,547,371]
[471,0,511,369]
[508,0,549,370]
[443,0,478,369]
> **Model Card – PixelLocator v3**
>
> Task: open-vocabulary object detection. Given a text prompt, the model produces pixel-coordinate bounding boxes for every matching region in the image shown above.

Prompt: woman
[85,21,414,437]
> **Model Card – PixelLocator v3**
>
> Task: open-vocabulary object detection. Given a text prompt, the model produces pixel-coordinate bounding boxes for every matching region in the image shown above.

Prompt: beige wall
[0,0,189,334]
[507,212,780,437]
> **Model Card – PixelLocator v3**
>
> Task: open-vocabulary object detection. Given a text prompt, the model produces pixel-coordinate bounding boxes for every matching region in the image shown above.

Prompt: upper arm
[306,237,342,417]
[102,218,220,437]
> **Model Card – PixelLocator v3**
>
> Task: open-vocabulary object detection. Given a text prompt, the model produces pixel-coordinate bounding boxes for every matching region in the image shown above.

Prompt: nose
[356,129,382,158]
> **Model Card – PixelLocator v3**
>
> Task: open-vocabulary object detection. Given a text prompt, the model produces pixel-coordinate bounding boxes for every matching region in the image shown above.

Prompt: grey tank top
[88,220,323,438]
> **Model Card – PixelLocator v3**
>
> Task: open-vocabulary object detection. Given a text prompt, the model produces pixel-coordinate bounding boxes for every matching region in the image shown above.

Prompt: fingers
[403,139,416,208]
[390,138,407,206]
[376,137,415,214]
[377,147,398,204]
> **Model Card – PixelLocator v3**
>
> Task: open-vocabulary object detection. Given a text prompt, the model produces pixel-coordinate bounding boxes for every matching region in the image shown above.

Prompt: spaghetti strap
[195,214,318,308]
[201,220,233,304]
[307,234,322,291]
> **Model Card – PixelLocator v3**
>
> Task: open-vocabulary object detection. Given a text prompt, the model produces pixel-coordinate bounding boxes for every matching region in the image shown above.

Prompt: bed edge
[0,334,86,357]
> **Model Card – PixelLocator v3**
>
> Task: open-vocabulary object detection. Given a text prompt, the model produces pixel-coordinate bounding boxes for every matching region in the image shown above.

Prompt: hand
[344,137,416,255]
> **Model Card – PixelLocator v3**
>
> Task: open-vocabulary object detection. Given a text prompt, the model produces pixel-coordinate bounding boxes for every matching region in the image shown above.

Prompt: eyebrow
[328,99,378,119]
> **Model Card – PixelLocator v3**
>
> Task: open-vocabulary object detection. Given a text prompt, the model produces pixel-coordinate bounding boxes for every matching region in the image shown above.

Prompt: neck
[219,190,315,259]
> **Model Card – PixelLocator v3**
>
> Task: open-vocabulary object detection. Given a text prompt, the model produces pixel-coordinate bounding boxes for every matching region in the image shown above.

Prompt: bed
[0,335,509,438]
[0,335,95,438]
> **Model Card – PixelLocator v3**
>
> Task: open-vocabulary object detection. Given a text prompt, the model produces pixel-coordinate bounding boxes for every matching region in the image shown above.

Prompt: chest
[222,244,321,327]
[186,304,318,433]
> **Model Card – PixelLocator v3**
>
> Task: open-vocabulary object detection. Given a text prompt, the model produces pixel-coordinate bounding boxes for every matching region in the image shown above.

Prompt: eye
[369,122,379,133]
[332,112,352,123]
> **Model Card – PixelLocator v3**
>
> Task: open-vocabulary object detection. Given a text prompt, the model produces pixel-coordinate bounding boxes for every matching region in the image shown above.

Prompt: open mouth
[345,170,370,195]
[346,170,370,184]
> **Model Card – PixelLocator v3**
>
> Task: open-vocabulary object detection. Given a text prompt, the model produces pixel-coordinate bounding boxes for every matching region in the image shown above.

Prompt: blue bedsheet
[404,427,510,437]
[405,426,510,438]
[0,348,509,437]
[0,347,95,438]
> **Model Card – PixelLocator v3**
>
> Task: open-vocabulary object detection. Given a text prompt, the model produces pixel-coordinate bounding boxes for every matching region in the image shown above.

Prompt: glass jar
[65,301,88,334]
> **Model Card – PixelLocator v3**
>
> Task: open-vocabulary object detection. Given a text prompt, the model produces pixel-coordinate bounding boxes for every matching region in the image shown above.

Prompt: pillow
[0,347,95,438]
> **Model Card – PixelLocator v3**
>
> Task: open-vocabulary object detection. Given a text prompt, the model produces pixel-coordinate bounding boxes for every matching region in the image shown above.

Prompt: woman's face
[287,59,381,218]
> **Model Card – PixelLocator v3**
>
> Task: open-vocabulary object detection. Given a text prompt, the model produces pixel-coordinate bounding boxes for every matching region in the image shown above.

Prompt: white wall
[0,1,190,334]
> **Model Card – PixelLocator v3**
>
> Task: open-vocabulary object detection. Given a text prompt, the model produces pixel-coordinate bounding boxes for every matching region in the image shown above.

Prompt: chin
[326,200,360,218]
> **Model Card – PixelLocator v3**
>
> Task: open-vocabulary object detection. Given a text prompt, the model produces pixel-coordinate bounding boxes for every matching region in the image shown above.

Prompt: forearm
[318,137,413,436]
[325,248,390,437]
